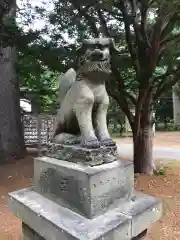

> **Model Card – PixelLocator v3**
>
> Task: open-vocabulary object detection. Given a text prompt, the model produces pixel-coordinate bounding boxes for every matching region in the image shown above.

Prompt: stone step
[34,156,134,219]
[8,188,162,240]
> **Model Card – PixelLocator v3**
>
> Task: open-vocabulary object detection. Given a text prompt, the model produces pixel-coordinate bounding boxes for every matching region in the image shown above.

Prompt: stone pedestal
[9,144,162,240]
[46,143,118,165]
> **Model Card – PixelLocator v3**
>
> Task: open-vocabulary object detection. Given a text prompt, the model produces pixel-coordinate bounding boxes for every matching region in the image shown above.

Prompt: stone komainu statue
[52,38,117,149]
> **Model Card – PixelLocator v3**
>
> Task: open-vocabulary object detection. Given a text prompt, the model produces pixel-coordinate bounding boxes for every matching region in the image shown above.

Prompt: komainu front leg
[95,97,116,147]
[74,94,100,149]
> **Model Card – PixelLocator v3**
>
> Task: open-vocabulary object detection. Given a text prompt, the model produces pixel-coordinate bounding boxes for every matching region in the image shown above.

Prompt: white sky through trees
[16,0,73,43]
[17,0,53,30]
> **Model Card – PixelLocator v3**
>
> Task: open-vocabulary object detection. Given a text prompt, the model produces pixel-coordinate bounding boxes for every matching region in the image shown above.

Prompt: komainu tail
[58,68,76,104]
[51,68,77,141]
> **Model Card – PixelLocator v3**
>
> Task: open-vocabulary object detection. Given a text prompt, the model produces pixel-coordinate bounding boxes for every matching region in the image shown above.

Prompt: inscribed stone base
[34,156,134,219]
[9,188,162,240]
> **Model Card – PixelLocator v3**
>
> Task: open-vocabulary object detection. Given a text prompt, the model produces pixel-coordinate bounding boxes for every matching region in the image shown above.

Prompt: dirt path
[114,131,180,148]
[0,156,33,240]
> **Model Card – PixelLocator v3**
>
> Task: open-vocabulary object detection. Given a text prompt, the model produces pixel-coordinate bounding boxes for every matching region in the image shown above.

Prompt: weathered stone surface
[46,143,118,166]
[34,156,134,219]
[52,38,116,150]
[21,223,148,240]
[21,223,45,240]
[9,188,131,240]
[9,188,162,240]
[132,230,147,240]
[117,191,162,238]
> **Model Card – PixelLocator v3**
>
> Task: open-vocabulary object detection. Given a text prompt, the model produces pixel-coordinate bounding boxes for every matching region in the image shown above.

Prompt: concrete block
[117,191,163,238]
[9,188,162,240]
[9,188,131,240]
[34,156,134,218]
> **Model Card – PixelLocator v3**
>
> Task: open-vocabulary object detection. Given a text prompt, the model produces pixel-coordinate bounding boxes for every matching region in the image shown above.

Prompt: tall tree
[27,0,180,174]
[0,0,26,163]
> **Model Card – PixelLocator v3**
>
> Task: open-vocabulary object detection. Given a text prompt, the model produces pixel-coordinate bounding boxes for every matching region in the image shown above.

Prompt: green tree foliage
[18,51,59,112]
[155,91,173,127]
[16,0,180,173]
[107,97,125,135]
[173,81,180,96]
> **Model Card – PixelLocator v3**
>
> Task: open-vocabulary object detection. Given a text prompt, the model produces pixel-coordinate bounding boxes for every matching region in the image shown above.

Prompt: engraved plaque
[39,168,87,212]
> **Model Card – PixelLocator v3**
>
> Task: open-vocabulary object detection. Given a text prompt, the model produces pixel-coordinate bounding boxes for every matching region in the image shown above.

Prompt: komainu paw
[100,138,116,147]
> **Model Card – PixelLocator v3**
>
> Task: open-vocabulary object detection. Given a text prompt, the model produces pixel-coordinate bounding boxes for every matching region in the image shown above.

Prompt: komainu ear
[75,43,86,68]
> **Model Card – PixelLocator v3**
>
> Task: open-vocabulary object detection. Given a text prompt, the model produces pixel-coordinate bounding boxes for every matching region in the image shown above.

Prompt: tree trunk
[132,92,154,174]
[0,46,26,163]
[133,119,153,174]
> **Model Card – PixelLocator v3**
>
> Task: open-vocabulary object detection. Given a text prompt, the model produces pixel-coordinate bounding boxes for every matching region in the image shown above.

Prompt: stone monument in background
[9,38,162,239]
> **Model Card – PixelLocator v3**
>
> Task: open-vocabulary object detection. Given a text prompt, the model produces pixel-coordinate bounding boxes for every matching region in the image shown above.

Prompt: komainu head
[77,38,116,75]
